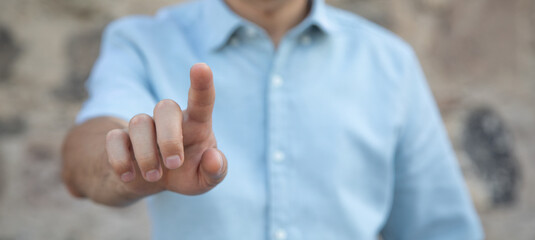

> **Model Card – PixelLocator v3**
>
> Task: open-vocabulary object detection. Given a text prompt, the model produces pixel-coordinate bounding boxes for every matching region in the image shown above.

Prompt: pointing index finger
[186,63,215,123]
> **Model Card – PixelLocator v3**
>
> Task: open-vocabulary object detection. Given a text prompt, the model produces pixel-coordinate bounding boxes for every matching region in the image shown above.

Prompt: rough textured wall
[0,0,533,239]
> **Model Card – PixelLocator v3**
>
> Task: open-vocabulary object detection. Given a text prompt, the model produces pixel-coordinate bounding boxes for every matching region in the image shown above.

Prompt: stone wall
[0,0,533,239]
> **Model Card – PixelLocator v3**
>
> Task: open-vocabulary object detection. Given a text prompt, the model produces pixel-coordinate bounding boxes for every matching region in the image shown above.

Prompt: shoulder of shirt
[325,5,421,84]
[324,5,423,98]
[102,1,201,40]
[325,5,415,57]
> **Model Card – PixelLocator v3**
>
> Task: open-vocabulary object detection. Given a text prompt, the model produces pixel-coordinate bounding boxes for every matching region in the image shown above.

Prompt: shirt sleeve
[76,18,157,124]
[381,49,484,240]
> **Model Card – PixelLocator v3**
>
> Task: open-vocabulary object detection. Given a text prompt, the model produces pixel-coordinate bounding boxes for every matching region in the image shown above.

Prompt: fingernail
[121,172,134,182]
[165,155,182,169]
[145,169,161,182]
[217,152,224,174]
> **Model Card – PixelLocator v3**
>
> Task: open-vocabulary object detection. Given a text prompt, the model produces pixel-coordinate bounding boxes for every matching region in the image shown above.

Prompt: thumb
[199,148,227,189]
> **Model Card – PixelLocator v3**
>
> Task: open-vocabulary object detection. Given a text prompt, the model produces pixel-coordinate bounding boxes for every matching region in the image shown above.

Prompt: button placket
[267,39,295,240]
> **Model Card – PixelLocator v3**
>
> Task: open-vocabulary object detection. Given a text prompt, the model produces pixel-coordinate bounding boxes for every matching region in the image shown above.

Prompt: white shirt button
[300,35,312,45]
[274,229,287,240]
[245,26,256,38]
[271,75,284,88]
[273,150,285,163]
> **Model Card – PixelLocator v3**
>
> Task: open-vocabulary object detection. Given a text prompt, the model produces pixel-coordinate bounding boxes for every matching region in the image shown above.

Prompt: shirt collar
[201,0,242,51]
[305,0,334,36]
[201,0,333,51]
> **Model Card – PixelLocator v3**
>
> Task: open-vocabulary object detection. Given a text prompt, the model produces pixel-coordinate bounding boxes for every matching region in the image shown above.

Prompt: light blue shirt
[77,0,483,239]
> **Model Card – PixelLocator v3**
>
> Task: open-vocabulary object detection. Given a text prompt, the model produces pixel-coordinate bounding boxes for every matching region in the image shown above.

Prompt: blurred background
[0,0,533,239]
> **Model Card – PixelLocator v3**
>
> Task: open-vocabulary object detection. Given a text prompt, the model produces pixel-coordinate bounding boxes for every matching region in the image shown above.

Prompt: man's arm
[62,117,145,206]
[380,50,483,239]
[62,64,228,207]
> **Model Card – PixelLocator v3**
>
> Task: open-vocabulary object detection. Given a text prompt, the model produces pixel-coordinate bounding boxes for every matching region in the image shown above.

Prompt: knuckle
[129,113,153,127]
[135,154,158,165]
[106,129,125,142]
[109,158,129,172]
[157,139,182,152]
[191,96,214,107]
[106,151,130,173]
[155,99,182,112]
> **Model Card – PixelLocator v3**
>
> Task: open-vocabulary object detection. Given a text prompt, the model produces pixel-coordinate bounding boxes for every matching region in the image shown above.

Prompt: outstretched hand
[105,63,227,196]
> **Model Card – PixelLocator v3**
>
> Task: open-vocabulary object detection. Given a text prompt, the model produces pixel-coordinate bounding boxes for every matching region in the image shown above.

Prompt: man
[62,0,484,239]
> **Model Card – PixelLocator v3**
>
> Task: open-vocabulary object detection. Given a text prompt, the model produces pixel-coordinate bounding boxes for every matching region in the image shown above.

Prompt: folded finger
[129,114,162,182]
[106,129,135,182]
[154,99,185,170]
